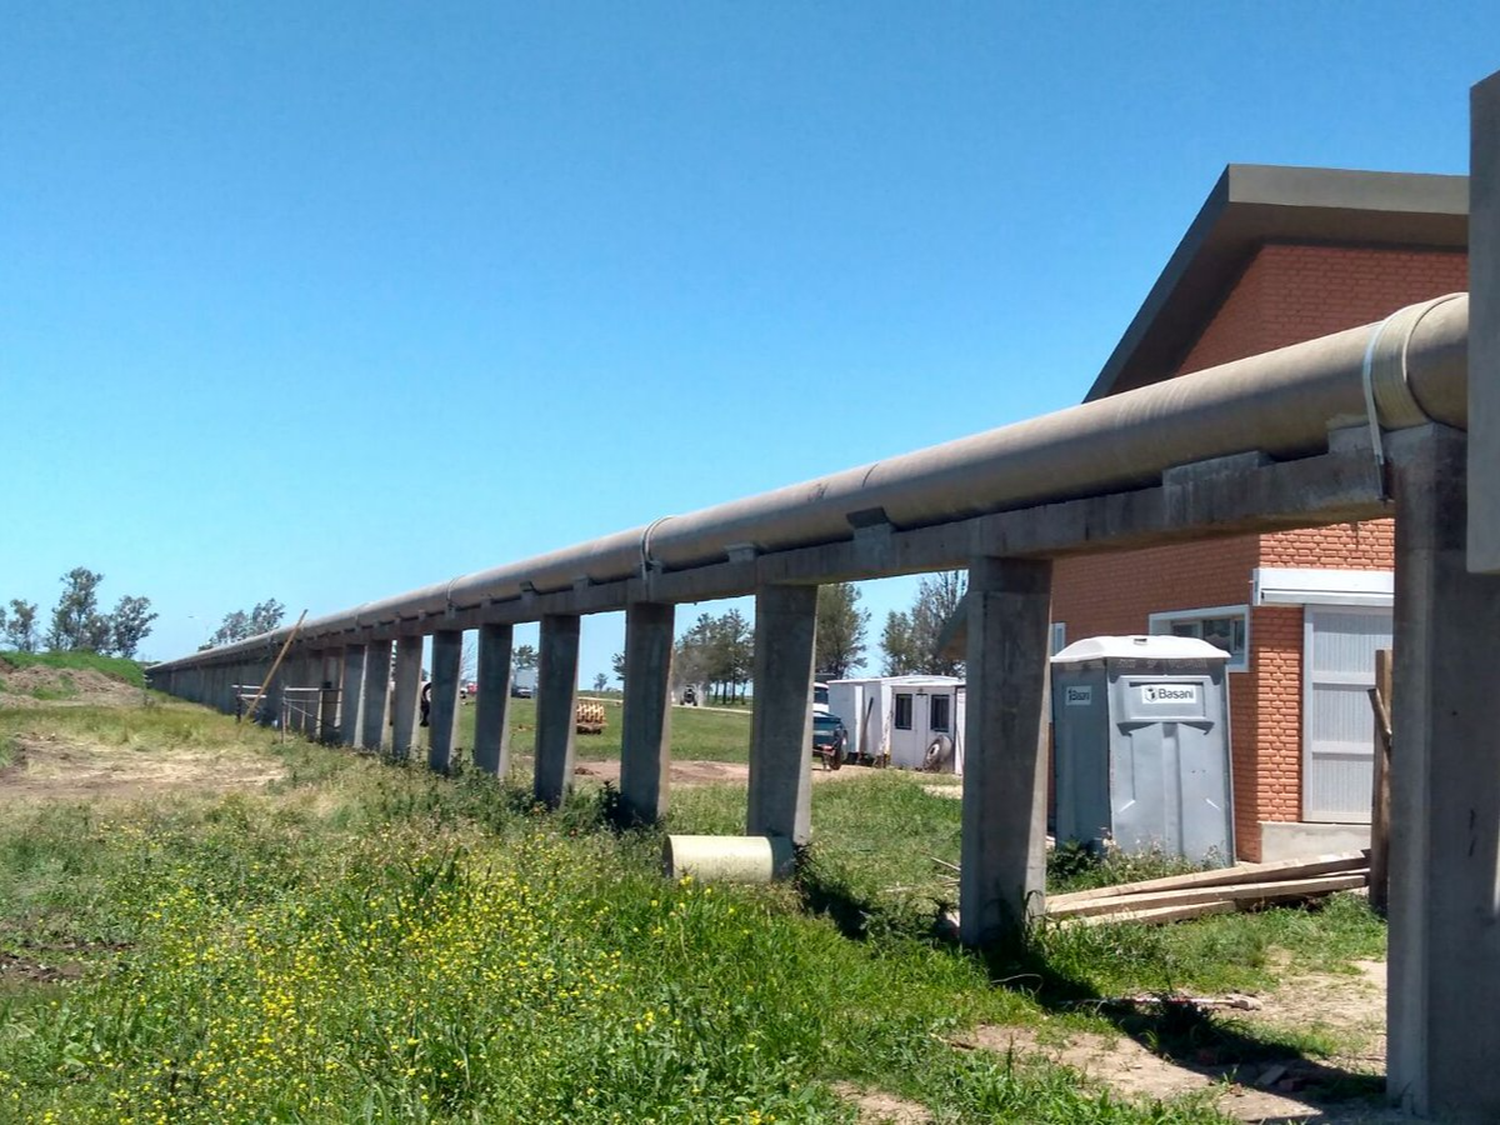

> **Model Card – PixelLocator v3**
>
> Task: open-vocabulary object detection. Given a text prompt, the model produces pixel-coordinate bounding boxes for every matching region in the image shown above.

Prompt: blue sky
[3,3,1496,682]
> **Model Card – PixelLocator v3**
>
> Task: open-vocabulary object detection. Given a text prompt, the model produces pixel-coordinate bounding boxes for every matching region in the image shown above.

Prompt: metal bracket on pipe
[640,516,672,579]
[726,543,760,564]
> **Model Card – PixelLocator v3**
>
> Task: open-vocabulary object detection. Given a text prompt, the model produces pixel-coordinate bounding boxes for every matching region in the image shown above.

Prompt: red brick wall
[1178,243,1467,375]
[1053,239,1463,860]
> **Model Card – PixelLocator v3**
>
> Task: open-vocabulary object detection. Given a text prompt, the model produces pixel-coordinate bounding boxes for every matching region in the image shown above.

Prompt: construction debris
[1046,852,1369,926]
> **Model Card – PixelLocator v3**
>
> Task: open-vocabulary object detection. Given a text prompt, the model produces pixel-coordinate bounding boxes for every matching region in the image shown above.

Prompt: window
[894,693,913,730]
[1051,622,1068,655]
[930,693,951,732]
[1148,605,1250,671]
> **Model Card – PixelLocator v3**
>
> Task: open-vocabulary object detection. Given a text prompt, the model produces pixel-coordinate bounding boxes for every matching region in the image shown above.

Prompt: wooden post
[1368,647,1393,915]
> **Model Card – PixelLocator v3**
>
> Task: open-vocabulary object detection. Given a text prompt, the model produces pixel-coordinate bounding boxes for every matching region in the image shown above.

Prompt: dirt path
[573,758,875,788]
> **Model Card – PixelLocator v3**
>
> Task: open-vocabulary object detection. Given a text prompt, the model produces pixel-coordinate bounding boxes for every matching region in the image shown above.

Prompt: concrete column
[620,602,676,825]
[318,649,342,743]
[473,623,514,776]
[339,645,367,746]
[960,557,1053,948]
[391,636,423,761]
[294,652,318,736]
[361,641,392,751]
[427,630,463,774]
[534,614,580,807]
[1387,424,1500,1121]
[1469,69,1500,572]
[746,584,817,846]
[262,658,284,729]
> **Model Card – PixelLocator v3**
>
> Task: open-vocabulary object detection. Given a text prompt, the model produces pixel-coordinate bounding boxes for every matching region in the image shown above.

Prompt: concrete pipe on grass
[663,834,797,883]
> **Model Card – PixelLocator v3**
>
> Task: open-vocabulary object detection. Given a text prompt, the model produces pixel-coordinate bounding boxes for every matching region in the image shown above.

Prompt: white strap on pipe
[1360,293,1465,479]
[640,515,673,579]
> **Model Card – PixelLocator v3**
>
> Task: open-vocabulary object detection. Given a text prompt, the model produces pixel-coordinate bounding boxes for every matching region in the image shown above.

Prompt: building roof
[1084,164,1468,402]
[1051,634,1228,665]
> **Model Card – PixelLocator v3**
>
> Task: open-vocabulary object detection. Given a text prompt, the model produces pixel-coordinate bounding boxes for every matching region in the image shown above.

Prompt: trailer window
[894,693,913,730]
[930,694,950,733]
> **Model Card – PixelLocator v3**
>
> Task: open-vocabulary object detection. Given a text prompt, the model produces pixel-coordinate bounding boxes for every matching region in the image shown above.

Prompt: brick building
[1052,165,1467,862]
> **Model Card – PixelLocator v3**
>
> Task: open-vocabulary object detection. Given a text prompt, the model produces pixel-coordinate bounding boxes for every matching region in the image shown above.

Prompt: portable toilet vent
[1051,635,1233,865]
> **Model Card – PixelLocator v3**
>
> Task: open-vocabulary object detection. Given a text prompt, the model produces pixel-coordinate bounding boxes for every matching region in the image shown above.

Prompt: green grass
[0,651,147,689]
[0,699,1389,1123]
[451,696,753,765]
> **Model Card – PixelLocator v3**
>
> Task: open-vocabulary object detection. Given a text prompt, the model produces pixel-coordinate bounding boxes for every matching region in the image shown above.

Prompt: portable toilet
[1051,635,1233,864]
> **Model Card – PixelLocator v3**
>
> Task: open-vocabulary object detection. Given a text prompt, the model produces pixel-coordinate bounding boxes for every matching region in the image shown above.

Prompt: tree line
[598,573,965,697]
[0,567,158,659]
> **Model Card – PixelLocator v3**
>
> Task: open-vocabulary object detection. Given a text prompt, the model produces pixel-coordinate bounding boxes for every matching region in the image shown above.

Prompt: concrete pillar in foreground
[534,614,581,807]
[746,584,817,845]
[473,622,514,776]
[960,556,1053,948]
[298,651,321,736]
[339,644,367,746]
[360,641,392,752]
[1387,424,1500,1122]
[1469,69,1500,573]
[427,629,463,774]
[391,636,423,761]
[620,601,676,825]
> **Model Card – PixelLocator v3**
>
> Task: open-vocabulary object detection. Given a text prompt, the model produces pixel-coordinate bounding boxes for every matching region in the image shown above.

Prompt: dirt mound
[0,660,139,709]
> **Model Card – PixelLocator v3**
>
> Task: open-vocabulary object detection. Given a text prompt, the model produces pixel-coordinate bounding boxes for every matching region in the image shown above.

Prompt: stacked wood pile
[575,700,607,734]
[1045,851,1369,926]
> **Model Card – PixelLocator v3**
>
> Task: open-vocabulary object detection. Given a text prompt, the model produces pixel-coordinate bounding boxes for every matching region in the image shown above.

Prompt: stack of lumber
[575,701,607,735]
[1046,851,1369,926]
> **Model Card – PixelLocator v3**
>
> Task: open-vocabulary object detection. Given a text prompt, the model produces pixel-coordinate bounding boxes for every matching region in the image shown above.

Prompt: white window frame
[1050,622,1067,655]
[1147,603,1251,672]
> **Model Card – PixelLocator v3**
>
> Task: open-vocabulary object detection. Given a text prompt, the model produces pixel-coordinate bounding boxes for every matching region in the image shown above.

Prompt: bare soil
[0,732,286,803]
[0,662,140,709]
[573,758,873,788]
[963,960,1398,1123]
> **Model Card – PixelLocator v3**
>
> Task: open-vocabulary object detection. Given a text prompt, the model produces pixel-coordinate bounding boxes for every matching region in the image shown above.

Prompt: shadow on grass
[968,928,1387,1109]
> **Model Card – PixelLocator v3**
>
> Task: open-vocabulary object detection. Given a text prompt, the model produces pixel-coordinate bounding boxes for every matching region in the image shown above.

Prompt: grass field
[0,695,1387,1123]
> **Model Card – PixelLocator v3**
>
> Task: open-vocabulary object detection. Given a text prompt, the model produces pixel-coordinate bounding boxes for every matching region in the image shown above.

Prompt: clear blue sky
[3,4,1496,682]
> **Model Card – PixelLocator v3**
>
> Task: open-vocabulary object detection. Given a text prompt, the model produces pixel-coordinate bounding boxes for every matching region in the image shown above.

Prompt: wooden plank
[1076,901,1237,926]
[1369,647,1393,916]
[1049,871,1368,919]
[1046,851,1368,908]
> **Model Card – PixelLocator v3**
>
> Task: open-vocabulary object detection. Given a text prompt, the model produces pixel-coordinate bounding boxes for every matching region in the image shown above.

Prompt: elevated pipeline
[155,294,1468,669]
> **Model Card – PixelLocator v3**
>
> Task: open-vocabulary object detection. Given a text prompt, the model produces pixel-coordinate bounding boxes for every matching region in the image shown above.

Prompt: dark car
[811,711,848,769]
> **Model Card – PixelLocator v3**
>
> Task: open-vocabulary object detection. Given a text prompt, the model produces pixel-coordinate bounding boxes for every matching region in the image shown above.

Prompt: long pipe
[154,295,1469,670]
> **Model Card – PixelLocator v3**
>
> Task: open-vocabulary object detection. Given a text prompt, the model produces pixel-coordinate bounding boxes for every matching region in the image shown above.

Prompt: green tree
[46,567,108,652]
[880,571,967,677]
[815,583,869,680]
[0,600,32,652]
[514,644,538,672]
[210,610,251,646]
[249,599,286,635]
[611,650,626,684]
[109,595,157,659]
[592,672,608,692]
[211,599,285,646]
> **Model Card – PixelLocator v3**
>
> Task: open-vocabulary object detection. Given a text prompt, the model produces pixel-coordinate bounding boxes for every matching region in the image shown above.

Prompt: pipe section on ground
[662,834,798,883]
[153,297,1469,670]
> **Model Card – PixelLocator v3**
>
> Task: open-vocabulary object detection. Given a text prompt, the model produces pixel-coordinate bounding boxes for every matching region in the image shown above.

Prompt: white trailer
[825,675,966,773]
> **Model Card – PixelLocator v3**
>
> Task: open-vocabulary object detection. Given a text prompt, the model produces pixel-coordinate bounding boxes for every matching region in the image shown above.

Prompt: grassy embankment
[0,692,1384,1123]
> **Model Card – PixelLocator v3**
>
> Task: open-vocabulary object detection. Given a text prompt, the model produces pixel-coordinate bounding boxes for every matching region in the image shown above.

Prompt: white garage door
[1303,605,1392,823]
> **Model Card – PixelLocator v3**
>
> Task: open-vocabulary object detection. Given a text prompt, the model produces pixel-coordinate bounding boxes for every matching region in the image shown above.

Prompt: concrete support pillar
[296,652,319,736]
[318,649,342,743]
[262,658,284,729]
[360,641,392,752]
[746,584,817,846]
[534,614,581,807]
[620,602,676,825]
[1469,69,1500,572]
[339,645,367,746]
[391,636,423,761]
[1387,425,1500,1122]
[959,557,1053,948]
[427,630,463,774]
[473,623,514,776]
